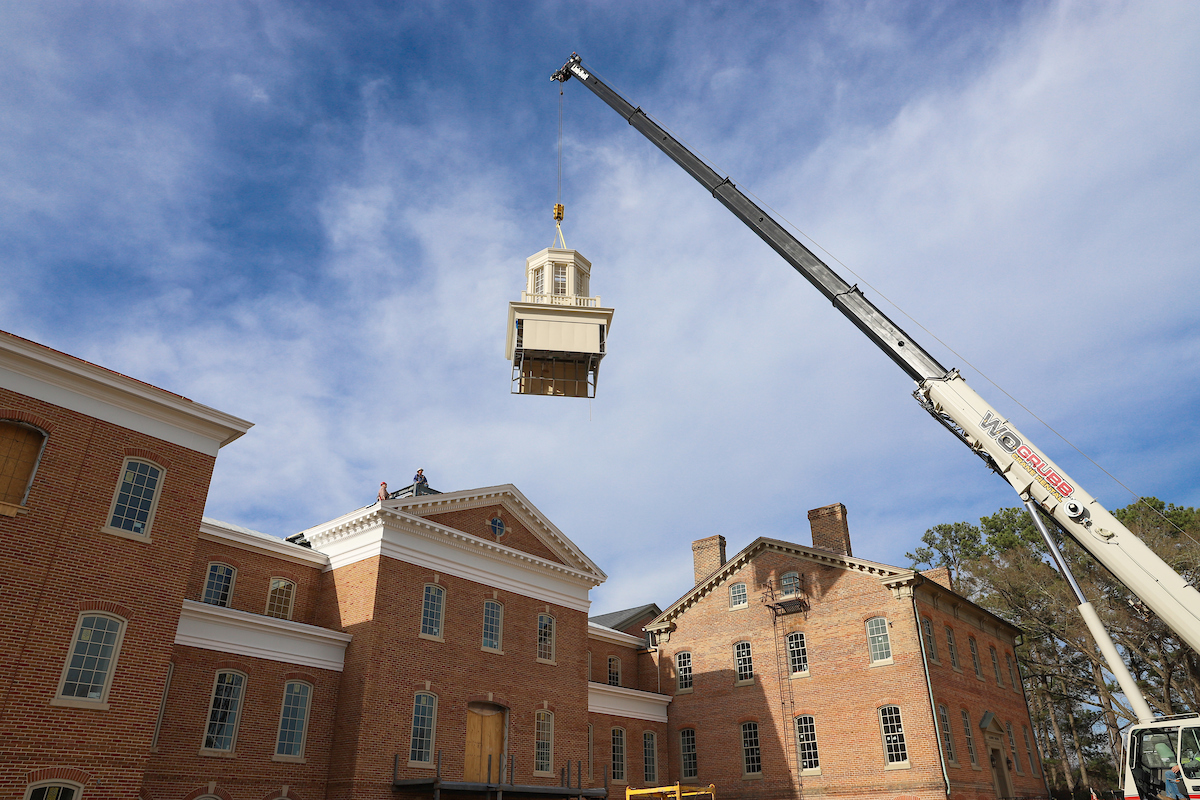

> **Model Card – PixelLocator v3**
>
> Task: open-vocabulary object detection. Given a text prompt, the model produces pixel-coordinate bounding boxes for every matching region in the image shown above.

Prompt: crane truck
[553,52,1200,800]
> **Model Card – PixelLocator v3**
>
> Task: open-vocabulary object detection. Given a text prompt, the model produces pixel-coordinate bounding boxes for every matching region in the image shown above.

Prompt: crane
[553,52,1200,800]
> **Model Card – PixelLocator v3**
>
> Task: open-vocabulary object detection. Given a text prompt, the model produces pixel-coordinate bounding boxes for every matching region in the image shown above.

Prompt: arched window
[729,583,748,609]
[409,692,438,765]
[879,705,907,764]
[421,585,445,638]
[866,617,891,663]
[535,710,554,775]
[1006,721,1023,773]
[741,722,762,775]
[203,563,236,607]
[104,457,164,538]
[643,731,657,783]
[265,578,295,620]
[204,670,247,752]
[608,656,621,686]
[991,646,1003,685]
[735,641,753,683]
[786,632,808,675]
[0,420,46,513]
[680,728,698,779]
[675,651,693,691]
[945,626,960,668]
[920,617,938,660]
[537,614,555,662]
[1023,725,1038,775]
[962,709,978,765]
[611,727,626,781]
[968,637,983,678]
[56,612,126,706]
[483,600,503,651]
[1006,652,1018,689]
[780,571,800,596]
[275,680,312,759]
[937,704,956,763]
[795,715,819,770]
[25,783,83,800]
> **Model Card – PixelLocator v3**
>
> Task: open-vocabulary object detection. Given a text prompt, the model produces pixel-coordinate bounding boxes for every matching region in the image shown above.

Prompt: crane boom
[554,53,1200,659]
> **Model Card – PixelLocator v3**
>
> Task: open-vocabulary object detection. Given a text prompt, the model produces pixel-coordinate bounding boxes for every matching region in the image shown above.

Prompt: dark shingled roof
[589,603,662,633]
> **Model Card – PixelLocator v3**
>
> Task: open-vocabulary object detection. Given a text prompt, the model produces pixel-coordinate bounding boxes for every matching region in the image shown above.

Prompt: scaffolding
[394,750,608,800]
[624,784,716,800]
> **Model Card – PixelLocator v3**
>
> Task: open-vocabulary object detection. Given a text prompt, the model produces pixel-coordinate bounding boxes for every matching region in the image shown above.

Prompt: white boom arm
[556,52,1200,657]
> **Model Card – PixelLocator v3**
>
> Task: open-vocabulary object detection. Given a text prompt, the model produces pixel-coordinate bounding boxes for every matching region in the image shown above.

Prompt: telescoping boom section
[552,52,1200,660]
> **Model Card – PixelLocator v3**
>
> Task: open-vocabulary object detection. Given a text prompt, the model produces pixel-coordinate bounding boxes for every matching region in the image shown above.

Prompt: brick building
[1,329,1041,800]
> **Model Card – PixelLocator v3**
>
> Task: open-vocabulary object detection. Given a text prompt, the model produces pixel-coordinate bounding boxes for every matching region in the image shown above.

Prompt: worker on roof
[414,469,427,487]
[377,482,389,503]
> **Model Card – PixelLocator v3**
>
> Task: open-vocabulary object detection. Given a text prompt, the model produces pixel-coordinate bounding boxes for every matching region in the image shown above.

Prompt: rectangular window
[535,710,554,774]
[611,728,626,781]
[576,268,589,298]
[969,638,983,678]
[608,656,621,687]
[59,614,124,702]
[962,710,978,766]
[421,585,444,638]
[204,671,245,752]
[880,705,908,764]
[410,692,437,764]
[0,420,45,508]
[265,578,295,620]
[1006,721,1023,773]
[533,267,544,295]
[796,715,819,770]
[680,729,698,780]
[945,627,959,668]
[735,641,754,682]
[1023,725,1038,775]
[742,722,762,775]
[781,571,800,596]
[729,583,748,608]
[938,704,956,763]
[921,617,939,660]
[553,264,568,295]
[483,600,503,651]
[1007,652,1018,689]
[676,652,693,691]
[787,632,808,675]
[203,563,236,607]
[991,646,1003,685]
[107,458,162,536]
[867,617,892,663]
[276,681,312,758]
[537,614,555,662]
[643,732,657,784]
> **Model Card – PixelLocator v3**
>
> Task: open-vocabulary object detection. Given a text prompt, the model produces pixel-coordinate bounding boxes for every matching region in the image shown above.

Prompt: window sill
[884,761,911,771]
[742,773,763,781]
[536,658,557,666]
[735,678,755,687]
[728,605,748,612]
[409,761,436,769]
[801,767,822,776]
[789,671,810,680]
[534,771,556,778]
[951,666,963,673]
[418,632,445,643]
[0,501,29,517]
[199,748,237,758]
[100,524,152,544]
[50,696,109,711]
[869,658,894,667]
[272,754,306,764]
[482,646,504,655]
[675,687,693,695]
[970,763,983,771]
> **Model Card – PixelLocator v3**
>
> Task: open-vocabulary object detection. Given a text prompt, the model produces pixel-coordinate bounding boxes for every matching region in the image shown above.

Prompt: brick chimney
[808,503,852,556]
[692,535,727,584]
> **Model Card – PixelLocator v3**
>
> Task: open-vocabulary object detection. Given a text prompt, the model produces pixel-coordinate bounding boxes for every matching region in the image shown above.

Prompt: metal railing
[521,292,601,308]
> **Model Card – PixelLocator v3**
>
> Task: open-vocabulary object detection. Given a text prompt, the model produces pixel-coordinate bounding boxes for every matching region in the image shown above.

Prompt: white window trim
[728,583,748,610]
[741,721,763,777]
[199,669,247,756]
[408,691,439,768]
[100,456,165,542]
[608,656,621,687]
[24,780,86,800]
[786,632,810,678]
[537,614,556,664]
[734,641,754,685]
[795,714,822,775]
[866,617,893,666]
[50,611,127,711]
[780,571,800,597]
[969,637,984,680]
[482,599,504,654]
[419,584,446,642]
[938,703,958,765]
[643,730,658,784]
[265,577,296,621]
[879,705,910,769]
[680,728,698,780]
[272,679,313,763]
[534,709,555,776]
[610,726,627,784]
[203,562,238,608]
[675,651,693,693]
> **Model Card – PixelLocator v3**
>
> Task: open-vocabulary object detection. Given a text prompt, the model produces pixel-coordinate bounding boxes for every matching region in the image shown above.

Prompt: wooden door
[464,702,506,782]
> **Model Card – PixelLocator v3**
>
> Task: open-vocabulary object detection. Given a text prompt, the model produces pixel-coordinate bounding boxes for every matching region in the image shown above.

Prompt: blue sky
[3,1,1198,611]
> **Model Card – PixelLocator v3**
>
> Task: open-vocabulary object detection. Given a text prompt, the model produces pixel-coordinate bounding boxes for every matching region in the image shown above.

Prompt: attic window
[489,516,506,538]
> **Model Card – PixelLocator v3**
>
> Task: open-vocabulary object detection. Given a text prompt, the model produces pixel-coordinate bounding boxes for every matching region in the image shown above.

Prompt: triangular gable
[646,536,903,632]
[385,484,606,580]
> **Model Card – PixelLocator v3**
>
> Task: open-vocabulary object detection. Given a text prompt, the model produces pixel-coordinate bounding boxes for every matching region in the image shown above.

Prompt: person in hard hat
[378,482,389,503]
[413,469,428,487]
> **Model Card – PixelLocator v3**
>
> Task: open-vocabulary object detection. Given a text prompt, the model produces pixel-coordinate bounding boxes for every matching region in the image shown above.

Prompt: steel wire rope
[579,60,1193,541]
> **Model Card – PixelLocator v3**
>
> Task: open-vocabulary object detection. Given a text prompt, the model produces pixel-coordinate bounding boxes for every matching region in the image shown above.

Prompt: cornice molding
[200,518,329,567]
[588,623,645,647]
[0,331,251,455]
[587,682,671,723]
[175,600,351,671]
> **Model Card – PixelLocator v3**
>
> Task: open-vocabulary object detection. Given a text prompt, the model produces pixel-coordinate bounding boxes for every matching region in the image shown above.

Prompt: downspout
[912,582,952,800]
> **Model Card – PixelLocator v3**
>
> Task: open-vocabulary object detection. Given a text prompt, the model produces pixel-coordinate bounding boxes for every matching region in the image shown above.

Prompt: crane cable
[580,60,1195,544]
[553,83,566,248]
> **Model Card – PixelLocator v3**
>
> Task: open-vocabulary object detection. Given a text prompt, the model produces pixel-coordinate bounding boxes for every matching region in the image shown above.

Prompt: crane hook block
[553,203,565,222]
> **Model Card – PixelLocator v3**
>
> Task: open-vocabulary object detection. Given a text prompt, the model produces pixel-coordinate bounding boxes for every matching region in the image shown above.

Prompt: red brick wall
[587,713,670,789]
[143,644,340,800]
[0,389,218,798]
[594,642,642,690]
[186,539,323,624]
[319,555,591,799]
